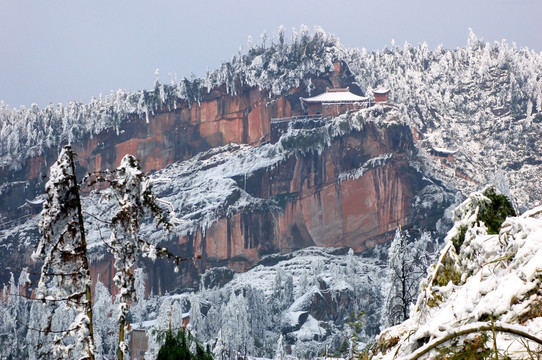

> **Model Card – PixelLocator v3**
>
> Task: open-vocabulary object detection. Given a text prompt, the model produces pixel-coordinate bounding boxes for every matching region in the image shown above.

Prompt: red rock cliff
[137,121,445,294]
[0,62,354,217]
[0,68,448,295]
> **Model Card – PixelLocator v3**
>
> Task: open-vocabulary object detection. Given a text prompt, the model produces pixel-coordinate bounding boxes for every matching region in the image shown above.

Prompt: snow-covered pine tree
[0,270,31,359]
[131,268,147,327]
[383,229,434,328]
[32,145,95,360]
[275,333,286,360]
[271,267,294,319]
[25,299,51,359]
[212,329,226,360]
[220,291,250,356]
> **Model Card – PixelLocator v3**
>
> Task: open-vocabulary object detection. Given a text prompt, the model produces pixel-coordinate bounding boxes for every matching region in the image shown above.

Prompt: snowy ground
[372,188,542,359]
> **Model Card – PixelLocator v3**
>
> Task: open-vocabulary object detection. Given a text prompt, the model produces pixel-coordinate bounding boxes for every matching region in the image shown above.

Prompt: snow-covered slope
[371,187,542,359]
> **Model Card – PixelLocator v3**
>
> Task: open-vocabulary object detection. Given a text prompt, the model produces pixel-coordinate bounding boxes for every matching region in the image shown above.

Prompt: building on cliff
[24,199,44,217]
[301,87,370,116]
[429,146,457,162]
[372,87,390,103]
[270,87,373,143]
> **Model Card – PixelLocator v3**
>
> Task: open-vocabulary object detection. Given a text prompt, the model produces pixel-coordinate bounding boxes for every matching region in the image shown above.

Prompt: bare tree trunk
[118,319,125,360]
[69,151,96,360]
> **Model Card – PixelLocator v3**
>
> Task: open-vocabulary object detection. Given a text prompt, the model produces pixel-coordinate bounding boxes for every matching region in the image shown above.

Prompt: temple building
[372,87,390,103]
[301,87,369,116]
[24,199,44,217]
[270,86,392,143]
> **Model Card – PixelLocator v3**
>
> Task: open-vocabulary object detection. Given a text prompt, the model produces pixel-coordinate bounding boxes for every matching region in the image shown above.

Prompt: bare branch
[82,210,112,225]
[16,316,82,335]
[406,322,542,360]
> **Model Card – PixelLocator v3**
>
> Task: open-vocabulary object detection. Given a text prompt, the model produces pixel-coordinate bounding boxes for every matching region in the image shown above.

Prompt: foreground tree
[156,328,213,360]
[100,154,177,360]
[32,145,95,360]
[31,146,185,359]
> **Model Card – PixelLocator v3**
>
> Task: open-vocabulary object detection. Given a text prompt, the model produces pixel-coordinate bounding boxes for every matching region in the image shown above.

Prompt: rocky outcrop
[0,65,451,295]
[138,119,451,293]
[196,123,418,257]
[0,77,355,219]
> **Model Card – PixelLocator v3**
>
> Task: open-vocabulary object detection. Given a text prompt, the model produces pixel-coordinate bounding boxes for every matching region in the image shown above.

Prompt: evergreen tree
[275,333,286,360]
[0,270,30,359]
[25,299,51,360]
[93,280,117,359]
[271,268,294,319]
[101,154,176,360]
[212,330,226,360]
[221,292,250,356]
[131,268,147,327]
[156,328,213,360]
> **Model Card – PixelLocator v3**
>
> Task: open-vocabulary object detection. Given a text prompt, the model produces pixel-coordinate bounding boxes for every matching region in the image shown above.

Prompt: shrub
[156,329,213,360]
[477,188,516,234]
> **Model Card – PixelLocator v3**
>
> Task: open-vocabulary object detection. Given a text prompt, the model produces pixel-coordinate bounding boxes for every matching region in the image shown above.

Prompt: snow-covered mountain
[1,27,540,284]
[0,27,541,359]
[1,27,540,211]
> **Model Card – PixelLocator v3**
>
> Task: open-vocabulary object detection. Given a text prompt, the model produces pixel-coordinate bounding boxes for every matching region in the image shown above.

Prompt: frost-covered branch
[32,145,95,360]
[88,154,180,360]
[82,210,113,225]
[406,322,542,360]
[16,315,86,335]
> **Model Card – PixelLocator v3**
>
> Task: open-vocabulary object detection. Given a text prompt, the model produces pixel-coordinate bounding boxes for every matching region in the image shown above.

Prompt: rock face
[0,87,286,218]
[0,67,450,295]
[0,62,357,219]
[196,123,419,258]
[135,118,450,294]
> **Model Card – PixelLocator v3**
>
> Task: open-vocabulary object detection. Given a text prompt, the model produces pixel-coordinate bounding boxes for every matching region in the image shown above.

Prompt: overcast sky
[1,0,540,108]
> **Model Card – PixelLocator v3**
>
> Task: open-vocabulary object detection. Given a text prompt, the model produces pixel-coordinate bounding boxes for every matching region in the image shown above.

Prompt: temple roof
[25,199,45,206]
[372,87,390,95]
[301,87,368,103]
[431,146,457,154]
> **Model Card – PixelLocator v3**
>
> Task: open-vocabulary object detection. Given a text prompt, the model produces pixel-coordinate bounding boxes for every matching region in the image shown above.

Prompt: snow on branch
[32,145,95,360]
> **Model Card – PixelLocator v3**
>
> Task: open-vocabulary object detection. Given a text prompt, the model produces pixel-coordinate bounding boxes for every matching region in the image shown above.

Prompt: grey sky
[1,0,540,108]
